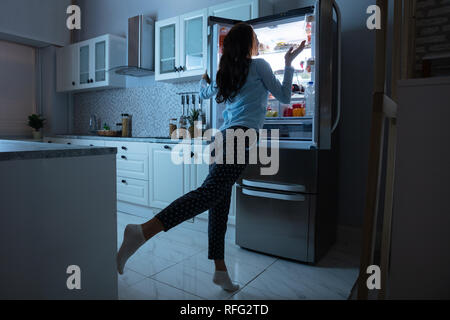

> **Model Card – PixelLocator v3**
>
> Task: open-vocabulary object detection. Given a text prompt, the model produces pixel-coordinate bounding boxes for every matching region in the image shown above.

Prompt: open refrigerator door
[208,1,338,150]
[249,7,318,149]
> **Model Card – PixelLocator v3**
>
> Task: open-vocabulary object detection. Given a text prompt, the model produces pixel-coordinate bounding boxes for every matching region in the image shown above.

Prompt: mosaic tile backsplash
[73,78,201,137]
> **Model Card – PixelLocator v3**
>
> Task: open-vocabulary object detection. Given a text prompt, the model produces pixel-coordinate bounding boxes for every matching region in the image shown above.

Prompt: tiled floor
[117,211,359,300]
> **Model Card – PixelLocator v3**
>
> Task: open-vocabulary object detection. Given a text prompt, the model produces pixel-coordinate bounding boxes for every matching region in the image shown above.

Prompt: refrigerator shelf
[269,95,305,101]
[264,117,313,124]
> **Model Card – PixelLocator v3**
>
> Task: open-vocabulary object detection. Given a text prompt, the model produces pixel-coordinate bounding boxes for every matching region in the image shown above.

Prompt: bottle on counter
[305,82,315,117]
[121,113,131,137]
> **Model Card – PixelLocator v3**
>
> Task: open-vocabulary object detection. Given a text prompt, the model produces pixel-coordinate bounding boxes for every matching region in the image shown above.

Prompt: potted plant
[187,108,200,138]
[28,114,45,140]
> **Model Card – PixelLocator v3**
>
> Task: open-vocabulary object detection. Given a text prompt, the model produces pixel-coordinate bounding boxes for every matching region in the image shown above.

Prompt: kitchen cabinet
[117,176,149,207]
[155,9,208,82]
[208,0,272,21]
[56,34,126,92]
[148,143,188,209]
[104,141,149,207]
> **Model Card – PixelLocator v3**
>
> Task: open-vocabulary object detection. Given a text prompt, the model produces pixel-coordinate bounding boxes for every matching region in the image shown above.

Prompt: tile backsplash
[73,78,201,137]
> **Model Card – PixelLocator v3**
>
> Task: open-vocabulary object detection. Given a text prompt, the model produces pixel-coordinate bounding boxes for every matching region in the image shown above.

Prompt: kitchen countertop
[0,139,116,161]
[48,134,211,144]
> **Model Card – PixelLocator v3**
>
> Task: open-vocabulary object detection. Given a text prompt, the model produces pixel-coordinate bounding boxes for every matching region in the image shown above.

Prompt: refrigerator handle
[242,179,306,193]
[242,188,306,202]
[331,1,342,134]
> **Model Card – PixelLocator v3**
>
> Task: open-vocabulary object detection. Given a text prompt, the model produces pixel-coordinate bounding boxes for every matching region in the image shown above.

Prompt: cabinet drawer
[104,141,148,155]
[117,176,149,206]
[117,153,148,180]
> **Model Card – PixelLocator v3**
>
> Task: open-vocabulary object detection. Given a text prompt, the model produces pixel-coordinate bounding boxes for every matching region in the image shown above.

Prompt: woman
[117,23,305,292]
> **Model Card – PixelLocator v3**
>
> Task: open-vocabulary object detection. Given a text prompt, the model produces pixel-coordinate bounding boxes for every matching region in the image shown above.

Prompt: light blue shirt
[199,58,295,131]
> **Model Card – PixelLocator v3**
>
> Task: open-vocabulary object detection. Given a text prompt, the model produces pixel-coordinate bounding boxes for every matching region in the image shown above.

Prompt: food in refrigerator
[305,82,315,116]
[218,27,230,55]
[274,42,299,51]
[282,106,293,117]
[306,57,315,74]
[292,103,306,117]
[266,106,278,118]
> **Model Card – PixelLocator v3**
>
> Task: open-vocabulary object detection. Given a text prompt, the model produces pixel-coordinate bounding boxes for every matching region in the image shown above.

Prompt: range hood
[113,15,154,77]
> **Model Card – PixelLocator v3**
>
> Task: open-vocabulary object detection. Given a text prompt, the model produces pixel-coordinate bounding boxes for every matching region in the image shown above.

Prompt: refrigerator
[207,0,341,263]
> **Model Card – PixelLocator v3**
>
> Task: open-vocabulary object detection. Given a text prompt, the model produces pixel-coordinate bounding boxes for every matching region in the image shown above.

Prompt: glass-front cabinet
[56,34,126,92]
[180,9,208,78]
[155,17,180,81]
[155,9,207,81]
[79,44,90,85]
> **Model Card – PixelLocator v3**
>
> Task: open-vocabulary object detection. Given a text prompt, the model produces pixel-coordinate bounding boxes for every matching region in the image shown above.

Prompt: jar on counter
[169,118,177,138]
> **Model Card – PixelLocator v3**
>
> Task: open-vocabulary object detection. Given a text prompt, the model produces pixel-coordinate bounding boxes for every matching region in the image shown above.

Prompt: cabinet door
[93,36,107,85]
[78,42,91,87]
[155,17,180,81]
[208,0,258,21]
[56,44,78,92]
[149,144,185,209]
[179,9,208,78]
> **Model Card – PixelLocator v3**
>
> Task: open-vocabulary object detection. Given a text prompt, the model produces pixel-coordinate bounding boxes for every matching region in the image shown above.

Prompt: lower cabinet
[117,176,149,206]
[148,143,187,209]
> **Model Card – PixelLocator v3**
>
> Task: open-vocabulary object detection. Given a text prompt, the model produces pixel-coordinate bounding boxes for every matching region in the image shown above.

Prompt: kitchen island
[0,140,118,299]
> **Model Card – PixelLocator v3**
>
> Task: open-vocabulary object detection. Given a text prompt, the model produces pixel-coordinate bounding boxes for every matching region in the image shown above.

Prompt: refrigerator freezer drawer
[236,185,312,262]
[240,148,318,193]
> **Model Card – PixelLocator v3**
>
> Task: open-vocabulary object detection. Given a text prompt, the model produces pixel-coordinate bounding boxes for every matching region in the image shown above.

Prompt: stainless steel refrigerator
[207,0,342,263]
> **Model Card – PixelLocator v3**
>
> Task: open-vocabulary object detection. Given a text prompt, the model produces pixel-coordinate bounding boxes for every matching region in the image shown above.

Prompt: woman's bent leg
[154,161,247,232]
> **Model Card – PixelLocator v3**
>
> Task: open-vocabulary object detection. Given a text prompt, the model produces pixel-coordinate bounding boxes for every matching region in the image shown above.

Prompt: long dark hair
[216,23,255,104]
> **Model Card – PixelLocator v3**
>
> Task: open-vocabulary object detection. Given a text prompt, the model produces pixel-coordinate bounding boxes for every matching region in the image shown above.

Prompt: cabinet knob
[67,142,71,145]
[89,144,94,147]
[121,179,127,184]
[121,155,127,160]
[121,146,127,150]
[72,81,75,86]
[191,152,195,158]
[164,145,171,150]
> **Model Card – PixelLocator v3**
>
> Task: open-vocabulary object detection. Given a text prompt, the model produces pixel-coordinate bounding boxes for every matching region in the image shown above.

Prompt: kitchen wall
[71,0,377,228]
[73,79,199,137]
[0,41,36,137]
[0,0,71,47]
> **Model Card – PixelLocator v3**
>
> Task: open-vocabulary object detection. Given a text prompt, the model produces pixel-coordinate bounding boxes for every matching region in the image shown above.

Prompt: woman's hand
[285,40,306,67]
[202,71,211,84]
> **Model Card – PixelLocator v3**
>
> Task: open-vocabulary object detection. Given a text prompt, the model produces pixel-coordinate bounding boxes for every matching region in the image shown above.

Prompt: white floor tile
[229,285,289,300]
[158,226,209,250]
[117,268,147,288]
[125,251,179,277]
[180,251,265,285]
[223,241,278,269]
[248,255,357,300]
[119,278,202,300]
[152,264,243,300]
[139,235,205,263]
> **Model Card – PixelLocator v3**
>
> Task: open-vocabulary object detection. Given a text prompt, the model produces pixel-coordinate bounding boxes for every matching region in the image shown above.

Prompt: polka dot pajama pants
[155,128,250,260]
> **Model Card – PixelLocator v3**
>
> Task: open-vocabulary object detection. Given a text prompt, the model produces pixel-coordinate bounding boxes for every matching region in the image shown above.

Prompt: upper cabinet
[208,0,270,21]
[155,9,208,82]
[56,34,126,92]
[155,0,272,82]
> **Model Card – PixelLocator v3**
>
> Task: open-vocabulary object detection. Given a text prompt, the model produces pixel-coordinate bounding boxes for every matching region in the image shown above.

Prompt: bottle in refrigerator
[305,15,315,48]
[305,82,315,116]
